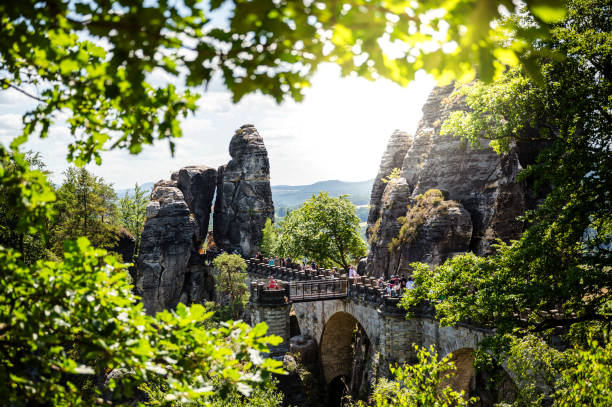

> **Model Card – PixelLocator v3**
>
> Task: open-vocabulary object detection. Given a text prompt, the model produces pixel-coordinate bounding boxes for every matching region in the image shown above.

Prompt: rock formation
[137,182,197,314]
[367,85,536,277]
[213,124,274,257]
[137,174,216,315]
[367,129,412,238]
[176,165,217,242]
[136,125,274,314]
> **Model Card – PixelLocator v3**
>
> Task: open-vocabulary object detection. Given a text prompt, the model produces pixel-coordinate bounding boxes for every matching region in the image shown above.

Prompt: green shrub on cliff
[388,189,457,252]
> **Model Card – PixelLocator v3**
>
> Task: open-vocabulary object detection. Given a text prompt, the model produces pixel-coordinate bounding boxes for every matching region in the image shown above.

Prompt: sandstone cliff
[136,125,274,314]
[213,124,275,257]
[367,129,412,240]
[136,170,218,314]
[137,181,200,314]
[367,85,533,278]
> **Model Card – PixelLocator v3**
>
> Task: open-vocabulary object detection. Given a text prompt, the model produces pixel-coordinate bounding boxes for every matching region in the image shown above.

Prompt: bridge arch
[443,347,519,404]
[319,311,372,385]
[443,348,476,397]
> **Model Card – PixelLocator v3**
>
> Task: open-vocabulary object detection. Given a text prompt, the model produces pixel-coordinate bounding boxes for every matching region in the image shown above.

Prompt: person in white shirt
[406,277,414,290]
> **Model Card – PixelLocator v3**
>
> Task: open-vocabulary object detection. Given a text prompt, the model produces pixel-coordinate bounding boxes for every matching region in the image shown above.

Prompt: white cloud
[0,64,435,190]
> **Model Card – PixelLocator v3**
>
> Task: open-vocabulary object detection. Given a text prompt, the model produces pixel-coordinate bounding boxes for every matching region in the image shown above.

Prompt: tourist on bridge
[267,276,280,290]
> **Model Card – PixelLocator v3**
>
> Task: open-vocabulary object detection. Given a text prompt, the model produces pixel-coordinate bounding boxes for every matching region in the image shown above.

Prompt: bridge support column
[378,296,423,376]
[249,282,291,358]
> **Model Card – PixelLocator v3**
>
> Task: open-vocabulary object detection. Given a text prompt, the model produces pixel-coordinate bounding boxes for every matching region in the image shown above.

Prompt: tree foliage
[276,192,367,269]
[50,167,119,256]
[355,345,476,407]
[401,0,611,403]
[0,237,284,405]
[213,253,249,320]
[0,151,54,264]
[143,377,285,407]
[259,218,278,258]
[554,339,612,406]
[118,183,149,256]
[2,0,572,165]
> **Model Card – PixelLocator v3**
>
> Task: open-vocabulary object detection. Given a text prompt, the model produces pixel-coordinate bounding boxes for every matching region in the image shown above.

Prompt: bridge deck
[288,280,348,302]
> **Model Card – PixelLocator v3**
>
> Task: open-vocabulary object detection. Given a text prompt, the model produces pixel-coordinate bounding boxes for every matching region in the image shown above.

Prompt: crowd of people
[256,252,414,297]
[375,275,414,297]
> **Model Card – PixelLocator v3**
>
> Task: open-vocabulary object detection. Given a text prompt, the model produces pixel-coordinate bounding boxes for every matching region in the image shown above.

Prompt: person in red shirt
[268,276,280,290]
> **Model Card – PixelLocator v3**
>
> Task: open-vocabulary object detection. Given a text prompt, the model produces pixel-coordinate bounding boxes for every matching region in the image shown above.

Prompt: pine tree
[50,167,119,255]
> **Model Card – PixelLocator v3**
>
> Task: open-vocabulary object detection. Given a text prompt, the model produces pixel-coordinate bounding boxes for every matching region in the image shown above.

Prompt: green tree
[0,233,284,405]
[50,167,119,255]
[260,218,278,258]
[401,0,611,403]
[2,0,571,166]
[0,151,54,264]
[276,192,367,269]
[118,183,149,256]
[213,253,249,320]
[555,339,612,406]
[355,345,476,407]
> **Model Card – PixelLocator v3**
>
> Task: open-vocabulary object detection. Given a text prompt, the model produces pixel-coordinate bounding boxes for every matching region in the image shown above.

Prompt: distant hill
[272,179,373,208]
[115,178,374,221]
[115,182,155,199]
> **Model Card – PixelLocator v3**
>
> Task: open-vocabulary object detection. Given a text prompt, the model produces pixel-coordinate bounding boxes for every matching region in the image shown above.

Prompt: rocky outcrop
[137,185,197,314]
[367,130,412,239]
[397,197,473,270]
[136,168,217,315]
[176,165,217,242]
[367,178,412,277]
[367,85,533,277]
[213,124,274,257]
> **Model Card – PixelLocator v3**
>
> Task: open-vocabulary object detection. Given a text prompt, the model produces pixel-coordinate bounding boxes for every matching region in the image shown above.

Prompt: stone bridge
[247,260,491,390]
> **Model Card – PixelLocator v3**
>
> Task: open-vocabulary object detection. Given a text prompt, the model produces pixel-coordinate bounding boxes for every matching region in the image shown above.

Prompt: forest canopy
[2,0,570,164]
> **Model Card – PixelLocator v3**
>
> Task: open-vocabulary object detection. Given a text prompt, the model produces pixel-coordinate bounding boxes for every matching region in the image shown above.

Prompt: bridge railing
[289,279,348,302]
[246,259,436,317]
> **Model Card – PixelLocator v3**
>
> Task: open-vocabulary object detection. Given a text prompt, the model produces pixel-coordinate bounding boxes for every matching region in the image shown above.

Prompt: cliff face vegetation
[367,85,540,278]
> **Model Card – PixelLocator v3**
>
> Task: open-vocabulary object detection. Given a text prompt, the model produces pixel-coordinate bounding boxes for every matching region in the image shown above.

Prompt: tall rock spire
[213,124,275,257]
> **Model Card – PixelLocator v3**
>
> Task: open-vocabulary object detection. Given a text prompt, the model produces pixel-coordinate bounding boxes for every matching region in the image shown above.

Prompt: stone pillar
[378,296,419,376]
[249,282,291,358]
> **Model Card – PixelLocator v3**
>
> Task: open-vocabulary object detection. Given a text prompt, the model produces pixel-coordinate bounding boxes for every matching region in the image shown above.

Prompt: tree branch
[1,79,45,103]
